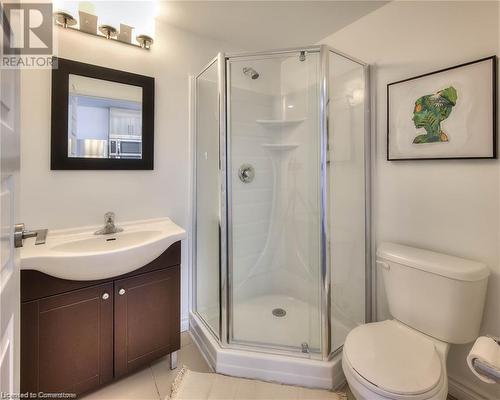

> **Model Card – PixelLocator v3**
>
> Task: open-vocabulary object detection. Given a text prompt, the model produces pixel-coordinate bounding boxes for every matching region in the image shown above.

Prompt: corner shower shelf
[256,118,306,127]
[261,144,299,151]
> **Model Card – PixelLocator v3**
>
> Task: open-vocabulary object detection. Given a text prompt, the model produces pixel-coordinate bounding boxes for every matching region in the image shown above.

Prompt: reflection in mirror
[68,74,143,159]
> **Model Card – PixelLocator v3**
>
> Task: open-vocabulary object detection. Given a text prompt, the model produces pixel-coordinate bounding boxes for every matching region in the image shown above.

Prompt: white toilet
[343,242,490,400]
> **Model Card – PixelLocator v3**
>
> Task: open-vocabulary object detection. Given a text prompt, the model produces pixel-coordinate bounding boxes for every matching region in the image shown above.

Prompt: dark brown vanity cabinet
[21,283,114,394]
[21,241,181,397]
[114,267,180,377]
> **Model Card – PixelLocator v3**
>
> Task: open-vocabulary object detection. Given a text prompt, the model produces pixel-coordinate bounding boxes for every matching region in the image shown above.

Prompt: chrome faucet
[94,212,123,235]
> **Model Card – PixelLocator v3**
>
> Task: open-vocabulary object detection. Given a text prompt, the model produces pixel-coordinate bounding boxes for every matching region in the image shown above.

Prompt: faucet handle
[95,212,122,235]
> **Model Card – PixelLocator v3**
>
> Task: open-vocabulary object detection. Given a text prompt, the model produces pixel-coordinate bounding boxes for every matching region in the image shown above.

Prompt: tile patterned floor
[80,332,455,400]
[80,332,211,400]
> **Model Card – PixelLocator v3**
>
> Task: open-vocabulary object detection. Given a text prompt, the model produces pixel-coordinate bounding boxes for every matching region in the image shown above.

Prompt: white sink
[21,218,186,281]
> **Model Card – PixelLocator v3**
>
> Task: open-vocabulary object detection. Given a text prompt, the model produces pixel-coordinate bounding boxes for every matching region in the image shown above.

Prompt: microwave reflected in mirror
[68,74,143,160]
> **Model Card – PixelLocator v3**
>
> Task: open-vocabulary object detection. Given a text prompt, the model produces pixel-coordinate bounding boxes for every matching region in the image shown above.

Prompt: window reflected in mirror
[68,74,143,159]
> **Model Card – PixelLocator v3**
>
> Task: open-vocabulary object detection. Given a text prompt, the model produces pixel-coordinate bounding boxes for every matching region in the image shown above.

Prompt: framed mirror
[51,57,154,169]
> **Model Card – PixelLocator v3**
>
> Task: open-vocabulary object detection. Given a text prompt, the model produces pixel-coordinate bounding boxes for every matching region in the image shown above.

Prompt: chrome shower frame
[191,45,371,361]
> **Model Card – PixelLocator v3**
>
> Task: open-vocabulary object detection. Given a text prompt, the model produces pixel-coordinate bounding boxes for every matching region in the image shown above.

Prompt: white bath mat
[169,367,346,400]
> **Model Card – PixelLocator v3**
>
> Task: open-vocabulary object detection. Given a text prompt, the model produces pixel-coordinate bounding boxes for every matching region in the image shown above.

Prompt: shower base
[200,294,351,352]
[189,310,345,390]
[232,294,321,351]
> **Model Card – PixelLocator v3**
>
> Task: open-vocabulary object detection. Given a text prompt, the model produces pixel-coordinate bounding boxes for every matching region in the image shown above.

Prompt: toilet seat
[343,320,443,399]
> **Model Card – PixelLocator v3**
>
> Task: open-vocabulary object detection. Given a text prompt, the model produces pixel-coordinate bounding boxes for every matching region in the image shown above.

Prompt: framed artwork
[387,56,497,160]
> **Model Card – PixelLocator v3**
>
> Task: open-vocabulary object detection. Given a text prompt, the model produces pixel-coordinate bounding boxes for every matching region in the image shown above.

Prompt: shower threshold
[189,312,345,390]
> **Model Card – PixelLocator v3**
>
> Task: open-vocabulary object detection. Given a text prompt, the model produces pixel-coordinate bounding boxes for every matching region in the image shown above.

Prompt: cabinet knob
[118,288,126,296]
[102,292,110,300]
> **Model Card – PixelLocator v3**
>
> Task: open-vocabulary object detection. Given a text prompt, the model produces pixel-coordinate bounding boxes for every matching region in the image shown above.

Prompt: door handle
[14,223,48,248]
[118,288,126,296]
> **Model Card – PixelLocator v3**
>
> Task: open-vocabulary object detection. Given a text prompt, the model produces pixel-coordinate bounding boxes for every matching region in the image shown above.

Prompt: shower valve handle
[238,164,255,183]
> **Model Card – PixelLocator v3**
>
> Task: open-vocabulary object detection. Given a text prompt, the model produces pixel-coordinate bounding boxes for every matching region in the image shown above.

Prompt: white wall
[321,1,499,399]
[20,19,237,330]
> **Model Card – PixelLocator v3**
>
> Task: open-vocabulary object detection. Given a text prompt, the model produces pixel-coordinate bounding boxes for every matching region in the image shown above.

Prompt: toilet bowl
[343,320,449,400]
[343,243,490,400]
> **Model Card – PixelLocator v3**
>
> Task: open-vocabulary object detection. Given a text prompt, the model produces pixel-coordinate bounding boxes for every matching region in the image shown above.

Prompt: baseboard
[181,316,189,332]
[448,376,491,400]
[189,313,217,369]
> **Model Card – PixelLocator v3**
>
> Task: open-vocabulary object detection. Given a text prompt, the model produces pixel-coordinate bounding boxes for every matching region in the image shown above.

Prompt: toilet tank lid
[377,242,490,282]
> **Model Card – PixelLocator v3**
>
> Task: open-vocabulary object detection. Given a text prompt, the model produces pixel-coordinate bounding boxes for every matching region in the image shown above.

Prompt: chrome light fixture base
[53,11,77,28]
[98,24,118,39]
[136,34,154,49]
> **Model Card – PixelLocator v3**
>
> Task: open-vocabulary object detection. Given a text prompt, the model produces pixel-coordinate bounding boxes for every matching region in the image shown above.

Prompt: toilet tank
[377,242,490,344]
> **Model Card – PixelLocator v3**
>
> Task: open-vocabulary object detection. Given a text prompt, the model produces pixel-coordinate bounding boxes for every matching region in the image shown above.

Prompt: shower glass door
[194,59,221,338]
[227,51,322,356]
[328,51,367,353]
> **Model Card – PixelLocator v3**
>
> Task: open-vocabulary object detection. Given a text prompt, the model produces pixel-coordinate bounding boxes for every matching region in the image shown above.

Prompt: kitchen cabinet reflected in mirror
[68,74,143,159]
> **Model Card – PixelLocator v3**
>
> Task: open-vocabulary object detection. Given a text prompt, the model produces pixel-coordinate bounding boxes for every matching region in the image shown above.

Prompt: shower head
[243,67,259,80]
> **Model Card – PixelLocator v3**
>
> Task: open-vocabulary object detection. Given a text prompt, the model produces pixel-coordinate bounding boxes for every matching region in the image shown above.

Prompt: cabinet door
[114,266,180,377]
[21,283,113,395]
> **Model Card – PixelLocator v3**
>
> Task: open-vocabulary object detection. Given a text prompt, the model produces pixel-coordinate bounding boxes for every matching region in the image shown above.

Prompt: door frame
[0,1,21,393]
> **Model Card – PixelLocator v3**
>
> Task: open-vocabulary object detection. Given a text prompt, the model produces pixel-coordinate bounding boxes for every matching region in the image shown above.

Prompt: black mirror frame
[51,57,154,170]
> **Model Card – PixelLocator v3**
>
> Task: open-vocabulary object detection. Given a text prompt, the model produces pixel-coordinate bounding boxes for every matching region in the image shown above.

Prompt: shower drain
[272,308,287,317]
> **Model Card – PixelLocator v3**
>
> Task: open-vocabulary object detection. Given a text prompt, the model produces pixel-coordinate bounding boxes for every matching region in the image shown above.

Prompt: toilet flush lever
[376,260,390,270]
[14,223,48,248]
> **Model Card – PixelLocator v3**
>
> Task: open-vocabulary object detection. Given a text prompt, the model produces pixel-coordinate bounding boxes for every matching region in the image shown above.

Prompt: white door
[0,4,21,395]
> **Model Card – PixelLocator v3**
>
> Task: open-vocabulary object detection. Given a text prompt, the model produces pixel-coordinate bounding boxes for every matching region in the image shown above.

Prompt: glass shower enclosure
[192,45,369,361]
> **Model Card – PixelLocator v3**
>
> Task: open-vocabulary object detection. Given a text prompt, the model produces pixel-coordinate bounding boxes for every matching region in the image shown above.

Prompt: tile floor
[81,332,211,400]
[79,332,453,400]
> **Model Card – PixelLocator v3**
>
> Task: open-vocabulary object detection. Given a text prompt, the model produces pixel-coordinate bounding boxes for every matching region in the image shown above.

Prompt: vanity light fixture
[98,24,118,39]
[136,34,154,49]
[78,11,98,35]
[52,11,153,50]
[118,24,134,43]
[53,11,77,29]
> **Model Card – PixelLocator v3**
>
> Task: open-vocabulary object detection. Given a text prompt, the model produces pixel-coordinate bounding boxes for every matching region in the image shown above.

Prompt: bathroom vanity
[19,218,185,396]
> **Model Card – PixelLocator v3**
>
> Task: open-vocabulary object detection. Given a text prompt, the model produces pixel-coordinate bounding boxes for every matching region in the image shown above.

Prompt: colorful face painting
[412,86,458,144]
